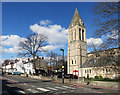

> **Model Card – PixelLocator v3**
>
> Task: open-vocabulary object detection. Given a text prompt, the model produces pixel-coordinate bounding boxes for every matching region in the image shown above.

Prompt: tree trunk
[33,56,36,75]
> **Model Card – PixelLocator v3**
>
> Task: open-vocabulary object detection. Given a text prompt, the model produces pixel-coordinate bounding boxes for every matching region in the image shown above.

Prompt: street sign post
[60,48,64,84]
[62,66,64,84]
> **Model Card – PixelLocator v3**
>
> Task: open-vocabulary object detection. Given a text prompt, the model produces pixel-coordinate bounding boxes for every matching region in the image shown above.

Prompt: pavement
[1,74,120,95]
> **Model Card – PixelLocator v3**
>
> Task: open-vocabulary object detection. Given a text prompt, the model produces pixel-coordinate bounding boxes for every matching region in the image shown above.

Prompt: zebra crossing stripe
[37,88,50,92]
[15,90,26,94]
[62,86,75,89]
[55,86,66,89]
[27,88,39,93]
[46,87,57,90]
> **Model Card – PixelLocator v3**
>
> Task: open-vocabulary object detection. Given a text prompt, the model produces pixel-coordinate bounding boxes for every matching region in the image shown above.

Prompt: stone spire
[69,8,85,28]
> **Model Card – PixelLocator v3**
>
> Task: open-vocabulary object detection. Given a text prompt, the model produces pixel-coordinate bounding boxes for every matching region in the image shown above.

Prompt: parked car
[12,71,21,75]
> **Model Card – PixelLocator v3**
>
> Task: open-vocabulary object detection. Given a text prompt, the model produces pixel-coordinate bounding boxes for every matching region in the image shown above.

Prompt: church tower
[67,8,87,77]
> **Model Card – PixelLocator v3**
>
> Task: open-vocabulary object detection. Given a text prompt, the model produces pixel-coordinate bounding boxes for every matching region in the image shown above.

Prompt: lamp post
[60,48,64,84]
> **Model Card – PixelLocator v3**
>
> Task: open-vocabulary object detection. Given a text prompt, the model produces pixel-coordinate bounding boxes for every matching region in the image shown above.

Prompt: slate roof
[82,55,120,68]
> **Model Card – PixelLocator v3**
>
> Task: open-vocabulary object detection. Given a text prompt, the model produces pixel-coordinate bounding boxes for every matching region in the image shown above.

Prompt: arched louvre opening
[82,29,84,41]
[79,28,81,40]
[74,31,76,40]
[72,60,73,64]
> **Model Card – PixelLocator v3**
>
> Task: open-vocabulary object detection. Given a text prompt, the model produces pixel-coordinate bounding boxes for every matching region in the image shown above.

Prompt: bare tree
[19,33,47,74]
[47,51,60,74]
[93,2,119,48]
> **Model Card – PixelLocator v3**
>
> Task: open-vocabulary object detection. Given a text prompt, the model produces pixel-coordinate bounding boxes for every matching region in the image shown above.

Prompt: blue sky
[1,2,103,63]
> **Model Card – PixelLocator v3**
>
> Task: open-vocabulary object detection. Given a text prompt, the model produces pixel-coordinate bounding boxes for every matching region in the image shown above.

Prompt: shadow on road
[2,78,24,95]
[91,87,102,90]
[41,80,52,82]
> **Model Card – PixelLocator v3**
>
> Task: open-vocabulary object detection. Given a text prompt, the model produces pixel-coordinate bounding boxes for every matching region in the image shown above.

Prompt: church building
[67,8,120,79]
[67,8,87,77]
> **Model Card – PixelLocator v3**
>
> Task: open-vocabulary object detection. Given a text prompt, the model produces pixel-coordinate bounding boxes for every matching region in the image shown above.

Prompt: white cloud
[40,20,51,25]
[87,38,103,46]
[30,23,68,45]
[1,20,68,54]
[1,35,26,54]
[2,46,22,54]
[42,45,62,51]
[1,35,26,46]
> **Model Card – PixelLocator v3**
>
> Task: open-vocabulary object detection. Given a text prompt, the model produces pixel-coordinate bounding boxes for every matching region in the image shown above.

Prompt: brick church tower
[67,8,87,77]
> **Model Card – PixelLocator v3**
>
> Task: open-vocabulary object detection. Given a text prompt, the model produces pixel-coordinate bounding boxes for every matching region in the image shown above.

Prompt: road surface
[1,74,119,95]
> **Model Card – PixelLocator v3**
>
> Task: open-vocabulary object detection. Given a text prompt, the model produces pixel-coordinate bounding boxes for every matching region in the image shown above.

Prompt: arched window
[106,69,108,73]
[72,60,73,64]
[82,30,84,41]
[74,31,76,40]
[79,28,81,40]
[103,69,104,73]
[90,70,91,73]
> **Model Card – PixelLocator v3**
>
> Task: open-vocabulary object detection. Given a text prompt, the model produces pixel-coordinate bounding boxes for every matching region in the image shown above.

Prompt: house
[2,59,14,74]
[13,59,24,73]
[23,60,35,75]
[33,57,48,75]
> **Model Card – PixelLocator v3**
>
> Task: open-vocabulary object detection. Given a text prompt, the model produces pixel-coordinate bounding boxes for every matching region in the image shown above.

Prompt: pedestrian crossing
[25,85,76,94]
[37,88,50,92]
[2,84,103,94]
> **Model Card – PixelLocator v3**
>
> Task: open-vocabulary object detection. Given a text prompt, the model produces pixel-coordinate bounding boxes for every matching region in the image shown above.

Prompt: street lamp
[60,48,64,84]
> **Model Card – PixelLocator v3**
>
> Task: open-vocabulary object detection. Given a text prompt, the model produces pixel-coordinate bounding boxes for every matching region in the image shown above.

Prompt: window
[85,70,86,73]
[74,31,76,40]
[79,28,81,40]
[75,60,76,64]
[82,30,84,41]
[103,69,104,73]
[106,69,108,73]
[90,70,91,73]
[96,54,100,57]
[72,60,73,64]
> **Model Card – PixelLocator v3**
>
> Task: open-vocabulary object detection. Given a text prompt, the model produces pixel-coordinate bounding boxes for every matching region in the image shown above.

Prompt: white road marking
[62,86,75,89]
[55,86,66,89]
[24,83,27,85]
[37,88,50,92]
[46,87,57,90]
[15,90,26,94]
[31,85,35,87]
[93,91,103,93]
[27,88,39,93]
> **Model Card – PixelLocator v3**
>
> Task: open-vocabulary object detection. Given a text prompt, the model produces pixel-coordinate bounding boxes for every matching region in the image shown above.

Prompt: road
[1,74,119,95]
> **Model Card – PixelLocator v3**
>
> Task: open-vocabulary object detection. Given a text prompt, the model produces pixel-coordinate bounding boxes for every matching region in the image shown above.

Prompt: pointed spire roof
[69,8,85,28]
